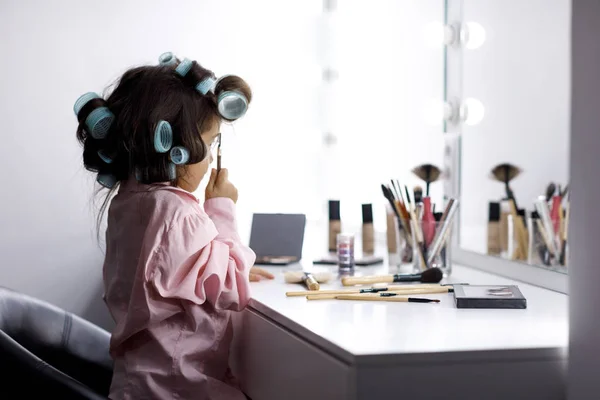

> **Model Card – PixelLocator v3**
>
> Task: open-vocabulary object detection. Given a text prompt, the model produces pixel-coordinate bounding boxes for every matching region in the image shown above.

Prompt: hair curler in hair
[175,58,194,77]
[163,52,249,121]
[97,173,117,189]
[154,120,173,153]
[158,52,177,66]
[170,146,190,165]
[97,149,114,164]
[74,92,115,139]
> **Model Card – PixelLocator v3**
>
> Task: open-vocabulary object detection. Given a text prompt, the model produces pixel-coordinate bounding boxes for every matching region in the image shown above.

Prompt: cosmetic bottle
[329,200,341,252]
[362,204,374,255]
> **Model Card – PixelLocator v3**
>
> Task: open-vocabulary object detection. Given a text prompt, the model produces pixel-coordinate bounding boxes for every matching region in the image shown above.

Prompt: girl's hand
[249,267,275,282]
[206,168,238,203]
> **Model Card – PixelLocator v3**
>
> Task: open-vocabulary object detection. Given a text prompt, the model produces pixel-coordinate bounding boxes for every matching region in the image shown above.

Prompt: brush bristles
[490,163,522,184]
[420,268,443,283]
[284,271,332,284]
[412,164,442,183]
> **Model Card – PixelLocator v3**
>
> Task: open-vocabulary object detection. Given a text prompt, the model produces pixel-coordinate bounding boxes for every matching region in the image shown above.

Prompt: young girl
[75,52,273,399]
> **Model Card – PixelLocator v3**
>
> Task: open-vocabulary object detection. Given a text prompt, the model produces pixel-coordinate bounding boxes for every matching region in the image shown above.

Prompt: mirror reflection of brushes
[490,163,522,209]
[412,164,442,197]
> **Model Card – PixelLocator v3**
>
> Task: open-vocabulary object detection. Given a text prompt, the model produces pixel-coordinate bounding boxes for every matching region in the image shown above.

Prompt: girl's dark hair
[76,59,252,234]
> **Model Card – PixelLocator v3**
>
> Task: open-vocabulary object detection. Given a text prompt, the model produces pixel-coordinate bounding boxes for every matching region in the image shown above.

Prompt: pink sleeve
[149,198,255,311]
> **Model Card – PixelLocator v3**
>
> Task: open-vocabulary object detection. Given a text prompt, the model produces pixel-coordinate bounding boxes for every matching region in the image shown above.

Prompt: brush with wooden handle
[285,283,448,297]
[341,268,443,287]
[335,293,440,303]
[284,271,332,291]
[307,286,454,300]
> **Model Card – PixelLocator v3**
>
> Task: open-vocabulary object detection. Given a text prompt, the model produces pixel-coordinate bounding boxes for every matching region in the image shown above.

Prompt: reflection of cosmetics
[507,199,528,260]
[499,200,510,255]
[534,197,560,256]
[551,195,562,234]
[341,267,443,286]
[487,202,501,255]
[560,202,570,266]
[362,204,375,255]
[328,200,341,252]
[528,212,552,265]
[337,233,354,271]
[490,163,522,210]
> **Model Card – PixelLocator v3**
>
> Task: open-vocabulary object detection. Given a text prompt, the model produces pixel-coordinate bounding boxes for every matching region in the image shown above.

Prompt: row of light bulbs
[423,21,486,126]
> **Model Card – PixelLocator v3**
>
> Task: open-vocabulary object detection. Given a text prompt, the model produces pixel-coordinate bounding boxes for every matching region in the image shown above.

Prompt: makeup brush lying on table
[335,293,440,303]
[341,267,443,287]
[283,271,332,291]
[306,285,456,300]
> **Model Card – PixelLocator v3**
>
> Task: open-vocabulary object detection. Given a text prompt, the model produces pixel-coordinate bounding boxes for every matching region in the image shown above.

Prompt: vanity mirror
[444,0,571,287]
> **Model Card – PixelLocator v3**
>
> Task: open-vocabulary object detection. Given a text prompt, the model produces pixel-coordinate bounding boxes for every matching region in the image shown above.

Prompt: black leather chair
[0,287,113,399]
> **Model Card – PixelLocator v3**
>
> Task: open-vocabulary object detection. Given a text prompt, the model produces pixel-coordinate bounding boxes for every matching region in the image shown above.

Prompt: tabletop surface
[247,259,568,364]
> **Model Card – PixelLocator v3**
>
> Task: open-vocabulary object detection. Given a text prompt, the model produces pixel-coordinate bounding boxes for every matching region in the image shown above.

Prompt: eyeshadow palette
[453,285,527,309]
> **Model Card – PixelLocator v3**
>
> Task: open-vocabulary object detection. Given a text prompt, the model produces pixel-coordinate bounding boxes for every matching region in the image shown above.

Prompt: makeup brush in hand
[412,164,442,197]
[284,271,332,291]
[490,163,522,209]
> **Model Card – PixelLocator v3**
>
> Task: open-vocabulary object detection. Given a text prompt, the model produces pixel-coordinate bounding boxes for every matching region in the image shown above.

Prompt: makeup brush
[285,283,446,297]
[216,133,222,172]
[412,164,442,196]
[404,185,427,268]
[306,286,454,300]
[490,163,522,210]
[413,186,423,204]
[341,268,443,286]
[545,183,556,202]
[335,293,440,303]
[284,271,332,291]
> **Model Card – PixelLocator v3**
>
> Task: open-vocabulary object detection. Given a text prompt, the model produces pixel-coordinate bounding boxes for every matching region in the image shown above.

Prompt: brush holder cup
[411,220,453,277]
[386,207,413,267]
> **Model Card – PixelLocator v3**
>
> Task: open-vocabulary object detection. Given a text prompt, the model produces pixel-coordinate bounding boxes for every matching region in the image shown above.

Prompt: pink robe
[102,179,255,399]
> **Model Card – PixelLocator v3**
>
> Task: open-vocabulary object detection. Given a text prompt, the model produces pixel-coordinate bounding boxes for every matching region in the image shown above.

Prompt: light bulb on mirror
[460,98,485,126]
[461,22,486,50]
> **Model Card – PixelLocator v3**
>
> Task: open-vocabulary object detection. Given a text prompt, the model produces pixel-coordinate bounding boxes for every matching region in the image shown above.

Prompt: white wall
[459,0,571,253]
[0,0,444,328]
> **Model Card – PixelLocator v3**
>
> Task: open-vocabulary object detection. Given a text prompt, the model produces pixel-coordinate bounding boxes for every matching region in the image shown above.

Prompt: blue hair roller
[175,58,193,77]
[154,120,173,153]
[217,91,248,120]
[97,173,117,189]
[170,146,190,165]
[196,76,216,95]
[168,163,177,180]
[97,149,114,164]
[73,92,98,115]
[73,92,115,139]
[158,52,177,66]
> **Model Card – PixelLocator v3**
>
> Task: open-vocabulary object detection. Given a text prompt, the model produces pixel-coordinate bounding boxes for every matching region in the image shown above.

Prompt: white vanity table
[230,261,567,400]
